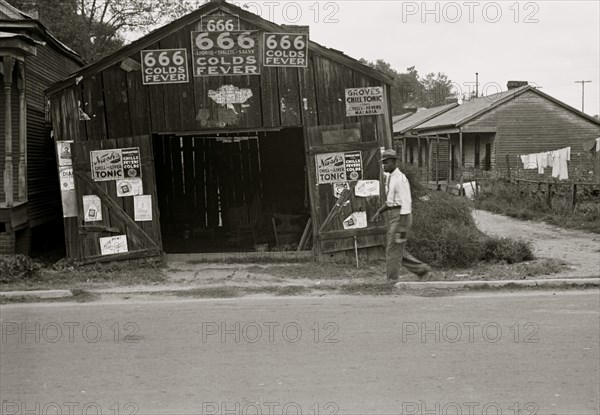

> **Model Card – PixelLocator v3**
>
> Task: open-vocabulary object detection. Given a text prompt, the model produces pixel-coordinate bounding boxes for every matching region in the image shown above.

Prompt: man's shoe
[415,266,431,279]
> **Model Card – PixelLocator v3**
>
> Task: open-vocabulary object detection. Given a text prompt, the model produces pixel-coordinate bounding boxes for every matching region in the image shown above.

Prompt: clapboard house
[0,0,84,255]
[46,0,394,263]
[392,102,458,182]
[399,83,600,182]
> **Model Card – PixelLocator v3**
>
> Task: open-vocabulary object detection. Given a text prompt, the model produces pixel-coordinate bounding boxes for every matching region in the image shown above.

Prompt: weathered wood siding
[26,45,82,226]
[49,19,387,142]
[465,90,600,179]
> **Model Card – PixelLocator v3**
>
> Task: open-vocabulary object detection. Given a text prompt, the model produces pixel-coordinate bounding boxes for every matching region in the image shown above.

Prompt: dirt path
[473,209,600,278]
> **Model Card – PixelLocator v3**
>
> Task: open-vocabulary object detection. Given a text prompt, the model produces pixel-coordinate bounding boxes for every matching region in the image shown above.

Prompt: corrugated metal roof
[393,103,458,134]
[416,87,529,130]
[392,113,412,124]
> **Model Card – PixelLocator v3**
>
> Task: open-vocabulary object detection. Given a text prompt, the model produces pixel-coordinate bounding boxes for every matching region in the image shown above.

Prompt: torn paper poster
[134,195,152,221]
[99,235,128,256]
[208,85,253,105]
[116,178,143,197]
[343,211,367,230]
[355,180,380,197]
[83,195,102,222]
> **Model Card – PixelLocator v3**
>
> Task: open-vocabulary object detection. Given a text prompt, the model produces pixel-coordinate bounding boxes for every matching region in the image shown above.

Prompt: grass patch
[1,258,167,291]
[475,179,600,233]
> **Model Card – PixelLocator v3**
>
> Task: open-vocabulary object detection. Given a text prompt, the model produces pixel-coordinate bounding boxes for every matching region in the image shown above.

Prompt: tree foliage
[360,59,457,115]
[8,0,192,62]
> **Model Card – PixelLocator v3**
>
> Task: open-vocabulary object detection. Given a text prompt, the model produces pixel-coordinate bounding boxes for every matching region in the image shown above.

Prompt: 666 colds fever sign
[140,49,189,85]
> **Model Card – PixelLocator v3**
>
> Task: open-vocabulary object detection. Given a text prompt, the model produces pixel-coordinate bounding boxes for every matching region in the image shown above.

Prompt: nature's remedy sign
[345,87,385,116]
[263,33,308,67]
[315,151,363,184]
[191,30,259,76]
[140,49,189,85]
[91,149,124,181]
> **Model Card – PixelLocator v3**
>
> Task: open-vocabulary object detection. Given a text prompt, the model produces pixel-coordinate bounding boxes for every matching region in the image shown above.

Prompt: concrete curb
[0,289,73,299]
[395,278,600,290]
[2,278,598,302]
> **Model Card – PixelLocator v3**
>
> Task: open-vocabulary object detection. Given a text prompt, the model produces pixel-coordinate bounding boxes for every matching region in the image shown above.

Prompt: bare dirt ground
[472,209,600,278]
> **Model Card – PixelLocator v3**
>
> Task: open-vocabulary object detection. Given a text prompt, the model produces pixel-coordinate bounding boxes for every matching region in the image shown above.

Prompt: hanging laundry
[519,153,538,169]
[596,137,600,152]
[550,147,571,180]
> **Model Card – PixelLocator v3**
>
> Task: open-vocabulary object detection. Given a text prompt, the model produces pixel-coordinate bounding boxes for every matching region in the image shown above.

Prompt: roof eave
[47,1,392,96]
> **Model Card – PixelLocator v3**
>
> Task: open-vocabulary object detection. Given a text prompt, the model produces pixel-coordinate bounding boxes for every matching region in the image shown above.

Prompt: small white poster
[116,178,143,197]
[56,141,73,166]
[59,166,75,190]
[134,195,152,221]
[343,211,367,230]
[83,195,102,222]
[99,235,128,255]
[355,180,380,197]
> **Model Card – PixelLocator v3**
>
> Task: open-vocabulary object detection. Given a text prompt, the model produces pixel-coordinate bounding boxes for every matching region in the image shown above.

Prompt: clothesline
[519,146,571,180]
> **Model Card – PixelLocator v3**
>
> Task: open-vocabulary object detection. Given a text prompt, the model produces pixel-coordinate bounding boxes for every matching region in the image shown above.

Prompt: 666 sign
[140,49,189,85]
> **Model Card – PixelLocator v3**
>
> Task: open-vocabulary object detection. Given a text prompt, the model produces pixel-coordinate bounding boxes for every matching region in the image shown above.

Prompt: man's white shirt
[385,168,412,215]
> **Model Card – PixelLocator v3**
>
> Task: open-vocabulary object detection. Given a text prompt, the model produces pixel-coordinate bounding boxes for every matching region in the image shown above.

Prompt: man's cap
[380,149,398,161]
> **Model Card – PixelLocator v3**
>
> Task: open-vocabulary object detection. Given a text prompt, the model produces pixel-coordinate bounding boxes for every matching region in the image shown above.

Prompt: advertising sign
[141,49,189,85]
[200,14,240,31]
[100,235,128,256]
[355,180,380,197]
[263,33,308,67]
[134,195,153,221]
[343,211,368,230]
[345,87,385,116]
[121,147,142,178]
[191,30,259,76]
[315,151,363,184]
[83,195,102,222]
[59,166,74,190]
[90,149,124,181]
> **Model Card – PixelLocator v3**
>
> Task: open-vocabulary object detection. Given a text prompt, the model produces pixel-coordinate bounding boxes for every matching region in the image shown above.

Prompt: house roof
[415,85,600,132]
[393,103,458,134]
[0,0,84,64]
[392,113,412,124]
[46,0,393,96]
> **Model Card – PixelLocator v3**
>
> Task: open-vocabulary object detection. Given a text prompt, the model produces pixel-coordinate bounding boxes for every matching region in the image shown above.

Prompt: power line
[575,80,592,112]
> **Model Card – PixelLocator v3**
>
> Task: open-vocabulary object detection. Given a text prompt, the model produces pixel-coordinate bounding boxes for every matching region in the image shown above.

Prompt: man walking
[372,149,430,281]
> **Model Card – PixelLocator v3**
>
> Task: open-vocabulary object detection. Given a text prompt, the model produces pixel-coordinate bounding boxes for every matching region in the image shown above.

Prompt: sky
[133,0,600,116]
[225,0,600,117]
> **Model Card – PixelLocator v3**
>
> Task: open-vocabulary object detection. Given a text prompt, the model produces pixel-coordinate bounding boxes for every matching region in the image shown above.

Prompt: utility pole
[575,80,591,112]
[475,72,479,98]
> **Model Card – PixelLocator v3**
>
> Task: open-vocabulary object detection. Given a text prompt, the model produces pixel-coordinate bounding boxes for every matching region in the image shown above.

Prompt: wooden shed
[46,0,394,263]
[0,0,84,255]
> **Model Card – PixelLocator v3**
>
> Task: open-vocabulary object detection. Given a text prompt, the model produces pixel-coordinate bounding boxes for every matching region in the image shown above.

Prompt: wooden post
[571,183,577,210]
[17,61,27,202]
[447,134,451,188]
[3,56,15,207]
[505,153,511,181]
[459,131,464,191]
[436,137,440,189]
[546,182,552,208]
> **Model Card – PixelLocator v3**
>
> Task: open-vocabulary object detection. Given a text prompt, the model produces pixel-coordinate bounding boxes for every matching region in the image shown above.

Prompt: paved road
[1,291,599,415]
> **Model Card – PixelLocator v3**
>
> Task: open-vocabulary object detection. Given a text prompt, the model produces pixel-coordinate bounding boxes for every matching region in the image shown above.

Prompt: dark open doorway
[153,128,309,253]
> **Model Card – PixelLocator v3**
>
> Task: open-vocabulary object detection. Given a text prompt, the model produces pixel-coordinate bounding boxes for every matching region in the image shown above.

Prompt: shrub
[0,255,40,284]
[482,237,535,264]
[408,191,485,268]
